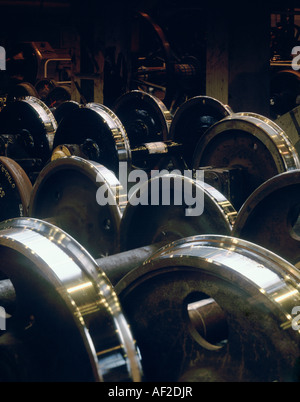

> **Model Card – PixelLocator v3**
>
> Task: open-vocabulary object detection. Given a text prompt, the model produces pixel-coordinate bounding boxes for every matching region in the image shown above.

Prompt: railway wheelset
[0,90,299,382]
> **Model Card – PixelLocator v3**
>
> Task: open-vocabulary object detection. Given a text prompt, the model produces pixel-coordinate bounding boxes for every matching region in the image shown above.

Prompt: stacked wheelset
[0,90,298,382]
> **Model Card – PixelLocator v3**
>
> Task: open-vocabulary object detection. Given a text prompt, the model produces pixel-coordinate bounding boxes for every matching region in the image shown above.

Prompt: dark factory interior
[0,0,299,384]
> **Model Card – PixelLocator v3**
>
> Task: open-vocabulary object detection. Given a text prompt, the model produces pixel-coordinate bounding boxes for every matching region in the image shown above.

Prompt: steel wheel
[192,112,300,209]
[0,217,142,382]
[116,235,300,382]
[119,172,236,251]
[29,156,124,258]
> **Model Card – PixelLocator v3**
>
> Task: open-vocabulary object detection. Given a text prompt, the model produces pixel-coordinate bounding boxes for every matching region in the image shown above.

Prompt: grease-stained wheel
[116,235,300,382]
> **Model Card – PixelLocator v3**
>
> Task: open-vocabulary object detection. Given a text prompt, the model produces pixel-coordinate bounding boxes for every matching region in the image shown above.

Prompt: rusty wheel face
[0,157,32,221]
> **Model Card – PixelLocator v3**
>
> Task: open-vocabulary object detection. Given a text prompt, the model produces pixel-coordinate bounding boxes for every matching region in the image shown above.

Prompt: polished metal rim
[193,112,300,172]
[52,102,132,176]
[23,96,58,151]
[86,102,132,165]
[0,96,57,163]
[0,217,143,382]
[232,112,300,170]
